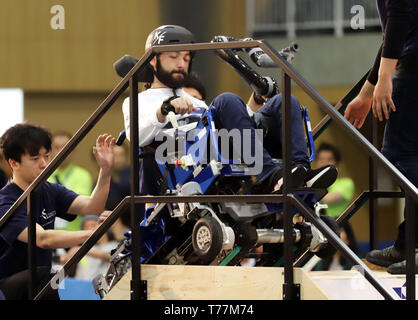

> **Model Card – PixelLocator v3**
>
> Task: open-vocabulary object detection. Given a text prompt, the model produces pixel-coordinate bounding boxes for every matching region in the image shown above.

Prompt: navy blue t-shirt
[0,182,78,279]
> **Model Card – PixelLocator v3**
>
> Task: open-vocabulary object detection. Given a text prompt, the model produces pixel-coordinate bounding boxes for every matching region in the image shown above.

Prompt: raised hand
[92,134,115,175]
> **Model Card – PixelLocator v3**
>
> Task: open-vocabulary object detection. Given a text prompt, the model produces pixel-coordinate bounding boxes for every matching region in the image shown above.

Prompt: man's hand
[372,57,398,121]
[60,246,81,265]
[97,210,111,226]
[372,77,396,121]
[345,95,372,129]
[344,80,374,129]
[169,96,198,115]
[93,134,115,175]
[157,96,198,123]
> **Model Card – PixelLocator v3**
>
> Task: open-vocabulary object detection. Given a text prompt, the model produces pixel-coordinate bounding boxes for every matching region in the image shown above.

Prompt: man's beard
[154,57,188,89]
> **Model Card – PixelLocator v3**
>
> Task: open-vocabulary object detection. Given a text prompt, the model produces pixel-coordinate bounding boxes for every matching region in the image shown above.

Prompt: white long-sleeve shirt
[122,87,208,147]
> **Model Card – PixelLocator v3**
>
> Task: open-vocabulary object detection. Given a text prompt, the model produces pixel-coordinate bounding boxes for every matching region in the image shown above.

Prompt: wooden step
[103,264,329,300]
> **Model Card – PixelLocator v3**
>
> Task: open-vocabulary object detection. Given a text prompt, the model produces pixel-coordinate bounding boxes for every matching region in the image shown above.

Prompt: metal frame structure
[0,39,416,301]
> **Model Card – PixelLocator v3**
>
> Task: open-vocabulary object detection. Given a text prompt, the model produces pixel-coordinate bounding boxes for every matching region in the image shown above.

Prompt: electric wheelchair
[93,39,340,298]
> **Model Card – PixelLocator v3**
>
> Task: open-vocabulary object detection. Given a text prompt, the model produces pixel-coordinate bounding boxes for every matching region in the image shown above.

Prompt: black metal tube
[405,196,416,300]
[281,72,297,300]
[290,194,397,300]
[129,73,144,300]
[369,115,379,250]
[27,193,37,300]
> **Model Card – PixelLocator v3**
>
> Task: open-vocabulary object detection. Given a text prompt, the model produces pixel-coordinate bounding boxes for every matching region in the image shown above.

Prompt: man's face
[10,147,50,184]
[316,150,337,168]
[152,51,191,88]
[51,135,71,167]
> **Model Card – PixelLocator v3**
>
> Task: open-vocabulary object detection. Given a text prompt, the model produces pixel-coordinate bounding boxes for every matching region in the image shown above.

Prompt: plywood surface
[104,265,329,300]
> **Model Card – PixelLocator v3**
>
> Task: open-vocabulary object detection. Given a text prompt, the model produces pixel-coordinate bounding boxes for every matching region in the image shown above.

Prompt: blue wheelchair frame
[138,102,320,263]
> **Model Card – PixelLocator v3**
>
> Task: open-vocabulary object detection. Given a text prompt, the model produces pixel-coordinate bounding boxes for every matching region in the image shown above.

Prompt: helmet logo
[153,31,167,45]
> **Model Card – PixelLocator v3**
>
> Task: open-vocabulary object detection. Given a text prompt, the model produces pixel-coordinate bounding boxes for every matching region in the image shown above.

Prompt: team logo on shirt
[41,208,56,220]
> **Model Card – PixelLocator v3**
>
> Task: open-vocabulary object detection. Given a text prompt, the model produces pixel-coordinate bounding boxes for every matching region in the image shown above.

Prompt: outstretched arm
[67,134,115,215]
[17,224,92,249]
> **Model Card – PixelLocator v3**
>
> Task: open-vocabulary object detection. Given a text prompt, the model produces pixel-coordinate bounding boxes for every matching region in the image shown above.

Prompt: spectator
[48,131,93,231]
[61,214,118,280]
[315,142,354,218]
[309,143,362,271]
[0,150,11,189]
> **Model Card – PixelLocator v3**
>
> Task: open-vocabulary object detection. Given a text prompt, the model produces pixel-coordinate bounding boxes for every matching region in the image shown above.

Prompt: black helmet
[146,25,195,49]
[114,25,195,83]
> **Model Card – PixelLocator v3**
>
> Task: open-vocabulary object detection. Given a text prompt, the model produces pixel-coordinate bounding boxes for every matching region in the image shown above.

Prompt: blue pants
[382,74,418,249]
[212,92,310,183]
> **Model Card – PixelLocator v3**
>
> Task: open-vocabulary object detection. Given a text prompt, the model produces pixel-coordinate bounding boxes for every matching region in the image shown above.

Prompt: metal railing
[0,39,415,300]
[247,0,381,37]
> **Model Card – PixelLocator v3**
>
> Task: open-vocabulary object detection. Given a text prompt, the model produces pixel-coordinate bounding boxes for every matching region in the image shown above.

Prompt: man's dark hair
[184,72,206,101]
[316,142,341,163]
[0,123,52,162]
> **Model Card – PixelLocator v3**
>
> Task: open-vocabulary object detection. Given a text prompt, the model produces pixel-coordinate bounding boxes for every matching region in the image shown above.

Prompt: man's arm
[17,224,92,250]
[345,0,413,128]
[60,246,111,265]
[67,134,115,215]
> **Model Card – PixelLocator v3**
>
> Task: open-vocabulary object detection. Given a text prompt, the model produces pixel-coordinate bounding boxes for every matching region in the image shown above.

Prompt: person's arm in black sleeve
[346,0,414,128]
[371,0,414,121]
[382,0,414,59]
[367,44,382,86]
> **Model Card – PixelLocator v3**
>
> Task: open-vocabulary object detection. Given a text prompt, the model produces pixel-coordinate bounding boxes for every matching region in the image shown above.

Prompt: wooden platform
[104,264,418,300]
[103,265,329,300]
[309,269,417,300]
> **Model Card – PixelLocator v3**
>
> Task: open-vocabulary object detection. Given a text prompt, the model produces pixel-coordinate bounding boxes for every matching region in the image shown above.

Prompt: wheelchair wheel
[192,216,223,263]
[315,215,340,259]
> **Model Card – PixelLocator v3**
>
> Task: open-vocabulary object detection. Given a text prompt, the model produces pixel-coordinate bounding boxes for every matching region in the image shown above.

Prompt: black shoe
[305,165,338,189]
[365,245,406,267]
[271,164,308,193]
[387,253,418,274]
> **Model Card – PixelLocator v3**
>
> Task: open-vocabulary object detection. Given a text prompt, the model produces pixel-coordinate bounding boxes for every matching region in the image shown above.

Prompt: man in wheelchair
[122,25,336,196]
[92,25,340,297]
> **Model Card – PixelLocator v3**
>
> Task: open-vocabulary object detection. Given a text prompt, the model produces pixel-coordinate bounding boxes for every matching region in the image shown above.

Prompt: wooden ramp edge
[103,265,330,300]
